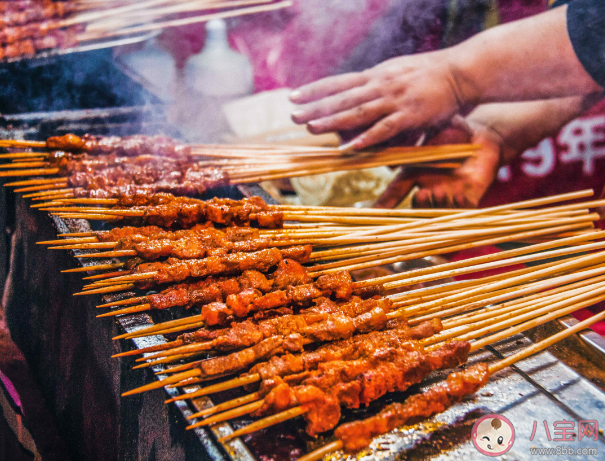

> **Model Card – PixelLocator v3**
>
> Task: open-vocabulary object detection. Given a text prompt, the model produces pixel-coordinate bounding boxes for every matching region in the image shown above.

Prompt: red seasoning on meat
[334,363,490,452]
[251,341,470,436]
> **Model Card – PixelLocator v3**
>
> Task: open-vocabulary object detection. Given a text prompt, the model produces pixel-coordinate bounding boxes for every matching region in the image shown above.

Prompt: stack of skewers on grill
[0,133,479,198]
[4,132,605,459]
[0,0,293,62]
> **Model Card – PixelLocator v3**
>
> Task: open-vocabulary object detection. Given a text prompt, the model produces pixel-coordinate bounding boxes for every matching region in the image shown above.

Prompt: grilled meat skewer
[247,340,470,436]
[334,362,489,451]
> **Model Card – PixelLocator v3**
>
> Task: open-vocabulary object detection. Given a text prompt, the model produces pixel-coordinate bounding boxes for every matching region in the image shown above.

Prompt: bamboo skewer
[183,392,261,419]
[0,168,60,177]
[306,212,593,262]
[25,188,76,198]
[298,441,344,461]
[12,157,46,162]
[110,265,536,356]
[209,299,605,443]
[468,291,605,351]
[62,0,177,27]
[125,321,208,340]
[31,200,71,208]
[61,215,595,283]
[311,208,600,251]
[131,352,203,369]
[489,309,605,371]
[97,303,151,317]
[14,183,70,193]
[0,152,49,159]
[1,140,477,189]
[122,369,203,396]
[188,400,266,430]
[70,223,601,304]
[10,163,605,408]
[122,1,278,21]
[83,271,129,281]
[88,1,294,35]
[0,162,48,169]
[3,178,68,187]
[397,260,570,315]
[399,258,605,322]
[327,190,594,241]
[38,237,98,245]
[73,283,135,296]
[8,155,605,456]
[99,296,149,309]
[61,263,125,273]
[217,407,307,441]
[0,140,46,149]
[308,223,597,274]
[31,193,76,201]
[40,211,588,255]
[112,314,204,341]
[48,210,605,253]
[57,232,97,238]
[168,375,262,403]
[56,199,458,217]
[24,191,605,234]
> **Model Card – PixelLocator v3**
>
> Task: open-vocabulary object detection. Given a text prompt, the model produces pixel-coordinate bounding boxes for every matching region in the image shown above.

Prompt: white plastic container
[186,19,254,97]
[179,19,254,141]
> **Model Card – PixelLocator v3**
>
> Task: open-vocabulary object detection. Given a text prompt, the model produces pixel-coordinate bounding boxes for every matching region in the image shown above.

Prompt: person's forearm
[450,5,603,106]
[467,94,602,164]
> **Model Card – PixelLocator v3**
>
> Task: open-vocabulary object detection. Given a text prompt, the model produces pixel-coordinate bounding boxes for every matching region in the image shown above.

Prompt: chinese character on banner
[578,421,599,442]
[553,420,576,442]
[559,116,605,175]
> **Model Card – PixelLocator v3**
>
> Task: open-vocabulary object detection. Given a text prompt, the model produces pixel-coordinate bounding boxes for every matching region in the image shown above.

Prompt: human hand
[374,117,503,209]
[289,50,466,150]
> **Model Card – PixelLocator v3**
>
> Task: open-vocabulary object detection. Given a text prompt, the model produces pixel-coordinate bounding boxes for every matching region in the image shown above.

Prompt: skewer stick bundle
[1,132,477,198]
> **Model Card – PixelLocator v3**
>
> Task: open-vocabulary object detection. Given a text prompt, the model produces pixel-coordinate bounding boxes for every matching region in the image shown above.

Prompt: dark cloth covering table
[1,196,213,461]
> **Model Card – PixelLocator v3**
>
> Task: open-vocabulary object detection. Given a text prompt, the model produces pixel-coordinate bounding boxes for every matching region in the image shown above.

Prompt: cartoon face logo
[472,414,515,456]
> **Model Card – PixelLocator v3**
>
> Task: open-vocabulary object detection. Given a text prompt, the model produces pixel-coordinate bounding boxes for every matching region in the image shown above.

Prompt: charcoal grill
[2,106,605,461]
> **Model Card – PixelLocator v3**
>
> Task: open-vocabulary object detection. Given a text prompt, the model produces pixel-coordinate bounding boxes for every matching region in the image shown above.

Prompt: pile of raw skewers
[15,177,605,459]
[0,0,292,62]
